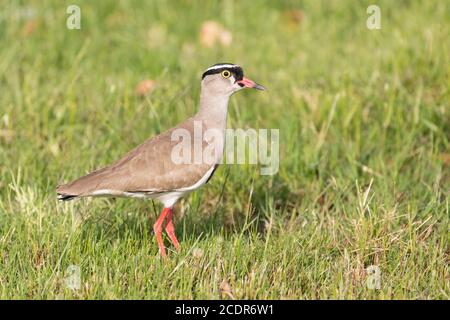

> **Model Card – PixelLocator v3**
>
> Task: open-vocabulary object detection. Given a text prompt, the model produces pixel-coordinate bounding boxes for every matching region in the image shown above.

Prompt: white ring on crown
[205,64,239,71]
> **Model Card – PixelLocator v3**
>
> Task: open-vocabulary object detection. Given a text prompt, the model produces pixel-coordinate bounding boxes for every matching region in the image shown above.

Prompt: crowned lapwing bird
[56,63,265,257]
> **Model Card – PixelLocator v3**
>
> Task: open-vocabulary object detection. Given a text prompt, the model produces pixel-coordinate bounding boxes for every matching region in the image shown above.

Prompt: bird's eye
[221,70,231,78]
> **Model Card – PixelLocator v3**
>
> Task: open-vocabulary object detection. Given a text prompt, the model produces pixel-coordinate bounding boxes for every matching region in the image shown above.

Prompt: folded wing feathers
[56,118,216,200]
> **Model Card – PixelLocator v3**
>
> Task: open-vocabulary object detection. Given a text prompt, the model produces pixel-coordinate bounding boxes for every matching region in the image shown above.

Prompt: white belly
[90,165,216,208]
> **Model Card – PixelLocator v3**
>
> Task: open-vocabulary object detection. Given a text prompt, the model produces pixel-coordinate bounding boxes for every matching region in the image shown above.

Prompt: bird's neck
[196,89,230,130]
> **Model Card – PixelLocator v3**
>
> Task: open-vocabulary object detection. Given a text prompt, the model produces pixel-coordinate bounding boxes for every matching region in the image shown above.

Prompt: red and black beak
[237,77,266,91]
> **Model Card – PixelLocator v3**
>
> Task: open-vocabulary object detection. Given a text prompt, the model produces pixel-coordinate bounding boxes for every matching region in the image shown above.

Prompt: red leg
[165,208,181,251]
[153,207,170,257]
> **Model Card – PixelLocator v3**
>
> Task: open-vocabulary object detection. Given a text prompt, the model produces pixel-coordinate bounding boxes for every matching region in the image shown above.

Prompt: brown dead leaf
[21,20,38,37]
[283,9,304,30]
[219,279,235,299]
[440,153,450,167]
[351,262,366,286]
[200,21,232,48]
[34,248,45,270]
[135,79,156,96]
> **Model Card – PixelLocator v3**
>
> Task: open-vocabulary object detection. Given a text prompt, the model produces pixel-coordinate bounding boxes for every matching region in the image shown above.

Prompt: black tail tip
[57,193,77,201]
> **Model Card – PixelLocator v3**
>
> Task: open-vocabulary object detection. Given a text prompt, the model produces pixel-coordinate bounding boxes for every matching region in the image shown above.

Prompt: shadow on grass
[77,175,302,245]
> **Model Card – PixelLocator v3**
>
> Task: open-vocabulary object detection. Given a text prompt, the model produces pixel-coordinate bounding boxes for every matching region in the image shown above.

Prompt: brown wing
[56,118,215,198]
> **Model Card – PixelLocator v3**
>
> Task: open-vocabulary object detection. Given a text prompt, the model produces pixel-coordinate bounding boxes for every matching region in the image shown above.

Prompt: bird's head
[201,63,265,96]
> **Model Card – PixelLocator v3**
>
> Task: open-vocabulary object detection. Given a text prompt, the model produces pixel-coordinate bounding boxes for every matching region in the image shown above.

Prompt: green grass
[0,0,449,299]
